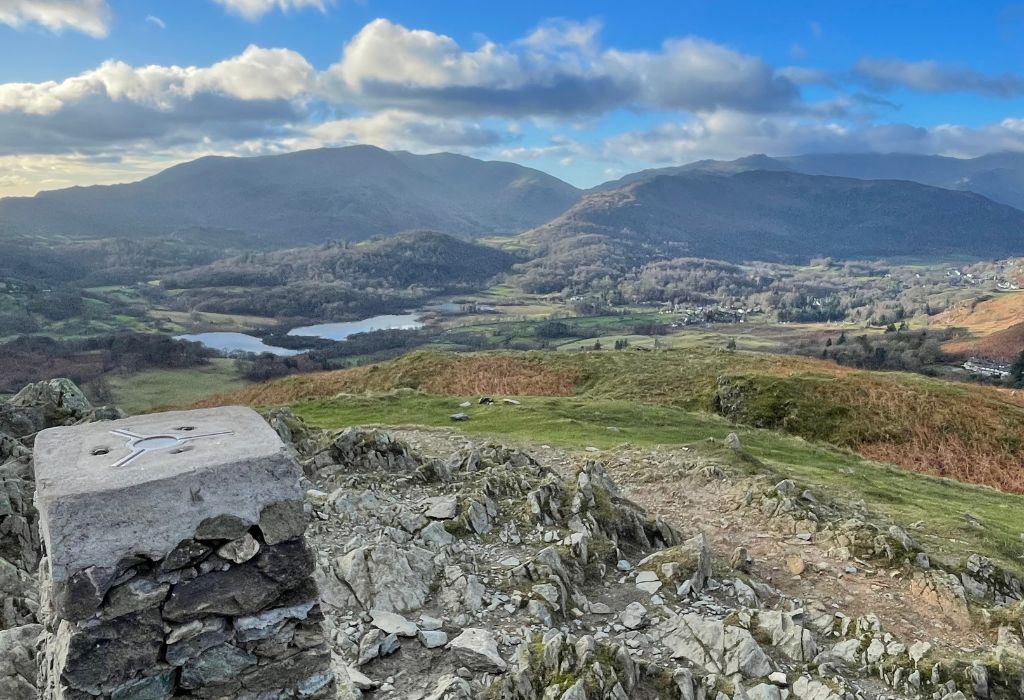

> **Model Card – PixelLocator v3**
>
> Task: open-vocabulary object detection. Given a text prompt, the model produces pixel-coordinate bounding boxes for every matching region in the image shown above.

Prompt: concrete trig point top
[34,405,303,585]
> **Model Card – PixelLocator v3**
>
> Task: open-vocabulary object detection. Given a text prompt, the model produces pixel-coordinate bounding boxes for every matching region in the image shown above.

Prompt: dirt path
[389,426,989,654]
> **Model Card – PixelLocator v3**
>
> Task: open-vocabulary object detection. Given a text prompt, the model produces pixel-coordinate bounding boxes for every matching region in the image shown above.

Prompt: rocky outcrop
[2,396,1017,699]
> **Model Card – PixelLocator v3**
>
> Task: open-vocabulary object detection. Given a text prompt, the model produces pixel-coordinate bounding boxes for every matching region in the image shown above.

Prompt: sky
[2,1,1024,196]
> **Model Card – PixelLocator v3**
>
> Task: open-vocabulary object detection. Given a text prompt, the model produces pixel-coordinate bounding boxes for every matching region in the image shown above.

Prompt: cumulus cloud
[0,0,110,37]
[603,111,1024,164]
[0,45,314,116]
[323,18,800,116]
[0,45,315,159]
[213,0,329,21]
[5,14,1024,197]
[304,110,509,151]
[855,57,1024,96]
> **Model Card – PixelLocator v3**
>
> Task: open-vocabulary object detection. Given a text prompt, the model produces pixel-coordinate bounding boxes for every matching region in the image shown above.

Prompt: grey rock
[57,609,165,695]
[659,612,773,678]
[163,560,282,622]
[195,514,251,541]
[418,629,448,649]
[466,499,493,534]
[371,609,418,636]
[180,643,257,689]
[109,669,176,700]
[101,577,170,620]
[216,533,260,563]
[746,683,783,700]
[335,544,436,613]
[258,499,308,545]
[620,602,648,630]
[159,539,212,572]
[755,610,817,662]
[449,628,507,673]
[0,624,41,700]
[166,618,232,666]
[424,496,458,520]
[234,599,317,642]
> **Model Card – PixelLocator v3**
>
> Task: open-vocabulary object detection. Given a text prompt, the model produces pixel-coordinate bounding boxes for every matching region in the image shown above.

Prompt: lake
[174,332,302,357]
[176,313,425,355]
[287,313,423,340]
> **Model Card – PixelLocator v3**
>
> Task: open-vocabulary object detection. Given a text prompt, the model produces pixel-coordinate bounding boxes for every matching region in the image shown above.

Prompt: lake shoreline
[177,312,427,356]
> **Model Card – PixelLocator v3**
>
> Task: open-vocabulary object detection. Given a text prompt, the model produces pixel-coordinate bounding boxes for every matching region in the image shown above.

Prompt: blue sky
[1,0,1023,195]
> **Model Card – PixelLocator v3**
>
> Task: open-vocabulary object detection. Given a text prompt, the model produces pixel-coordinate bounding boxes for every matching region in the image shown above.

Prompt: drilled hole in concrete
[91,446,110,456]
[176,426,196,432]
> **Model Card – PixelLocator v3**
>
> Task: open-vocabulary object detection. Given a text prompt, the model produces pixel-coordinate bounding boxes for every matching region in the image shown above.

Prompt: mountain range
[527,169,1024,263]
[4,145,1024,262]
[597,151,1024,211]
[0,145,580,245]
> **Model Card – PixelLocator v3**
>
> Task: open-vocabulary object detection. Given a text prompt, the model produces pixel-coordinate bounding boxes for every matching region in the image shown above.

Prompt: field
[286,391,1024,579]
[110,359,249,414]
[198,347,1024,494]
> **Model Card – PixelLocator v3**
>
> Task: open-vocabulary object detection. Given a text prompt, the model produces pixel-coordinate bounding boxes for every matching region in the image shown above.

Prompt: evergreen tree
[1009,351,1024,387]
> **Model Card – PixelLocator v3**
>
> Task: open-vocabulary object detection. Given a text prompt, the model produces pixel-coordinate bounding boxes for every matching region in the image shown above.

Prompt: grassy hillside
[944,322,1024,362]
[933,291,1024,334]
[283,392,1024,578]
[111,359,249,414]
[200,347,1024,493]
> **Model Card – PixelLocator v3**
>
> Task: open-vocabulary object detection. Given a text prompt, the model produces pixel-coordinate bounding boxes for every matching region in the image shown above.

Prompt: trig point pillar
[32,406,335,699]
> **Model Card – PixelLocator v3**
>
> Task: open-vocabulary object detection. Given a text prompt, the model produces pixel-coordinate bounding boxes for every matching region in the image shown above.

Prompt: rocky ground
[2,382,1024,699]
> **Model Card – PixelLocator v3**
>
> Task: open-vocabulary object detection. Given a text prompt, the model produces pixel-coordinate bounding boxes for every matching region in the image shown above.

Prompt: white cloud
[603,111,1024,164]
[330,19,523,91]
[213,0,329,21]
[0,45,314,116]
[145,15,165,29]
[0,0,110,37]
[323,18,800,116]
[855,57,1024,96]
[304,110,507,151]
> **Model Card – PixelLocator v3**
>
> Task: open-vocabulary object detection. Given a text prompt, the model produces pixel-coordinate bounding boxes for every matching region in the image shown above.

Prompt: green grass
[292,391,1024,578]
[109,359,250,415]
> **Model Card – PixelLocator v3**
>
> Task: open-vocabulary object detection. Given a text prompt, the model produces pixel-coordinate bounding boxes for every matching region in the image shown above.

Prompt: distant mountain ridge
[595,151,1024,211]
[6,145,1024,263]
[526,169,1024,263]
[0,145,581,246]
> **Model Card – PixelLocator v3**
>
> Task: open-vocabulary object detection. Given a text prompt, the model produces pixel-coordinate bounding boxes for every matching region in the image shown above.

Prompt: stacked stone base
[39,507,334,699]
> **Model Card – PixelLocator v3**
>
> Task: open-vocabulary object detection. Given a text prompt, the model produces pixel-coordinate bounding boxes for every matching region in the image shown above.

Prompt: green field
[292,391,1024,579]
[110,359,249,414]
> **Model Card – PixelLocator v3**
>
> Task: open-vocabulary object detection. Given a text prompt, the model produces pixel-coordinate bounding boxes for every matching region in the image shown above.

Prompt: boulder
[449,628,507,673]
[334,544,435,613]
[659,613,773,678]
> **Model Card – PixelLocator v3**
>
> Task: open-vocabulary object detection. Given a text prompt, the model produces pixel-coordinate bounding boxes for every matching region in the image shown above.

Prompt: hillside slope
[198,348,1024,494]
[0,146,581,246]
[932,292,1024,334]
[944,322,1024,362]
[526,169,1024,263]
